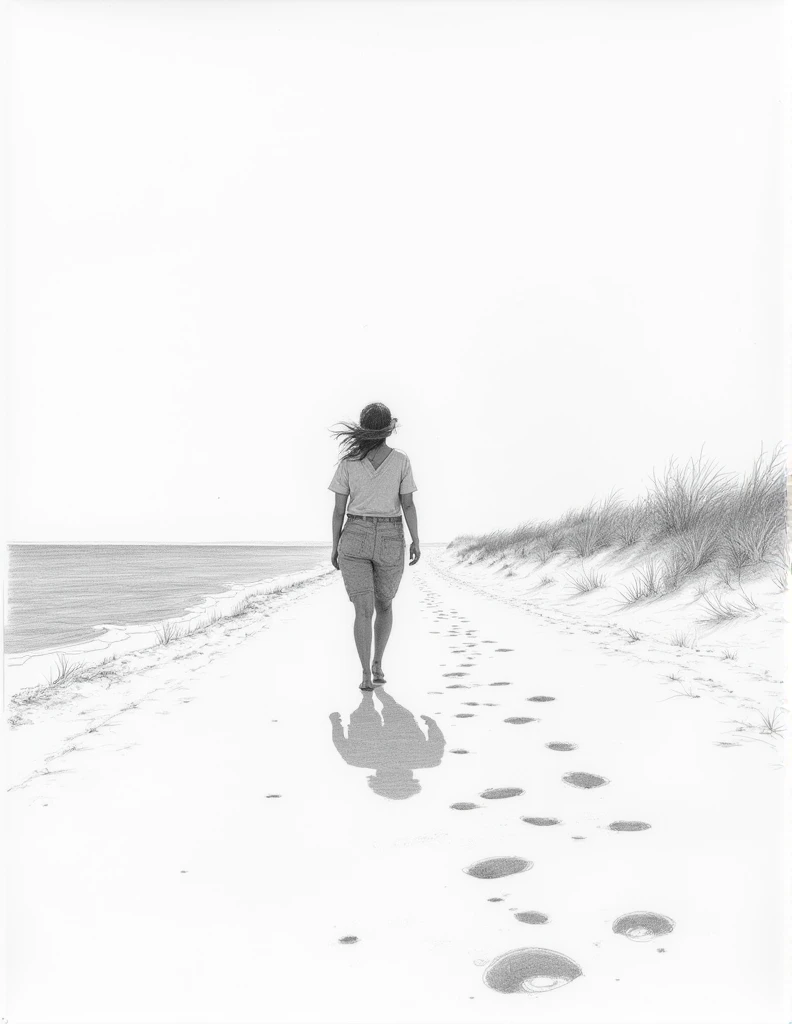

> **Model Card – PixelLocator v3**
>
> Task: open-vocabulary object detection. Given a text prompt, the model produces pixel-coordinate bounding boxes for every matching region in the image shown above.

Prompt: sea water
[5,544,332,654]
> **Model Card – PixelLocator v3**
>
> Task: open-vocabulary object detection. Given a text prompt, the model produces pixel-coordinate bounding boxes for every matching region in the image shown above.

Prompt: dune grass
[619,560,662,604]
[46,653,87,687]
[698,590,758,624]
[449,449,787,591]
[155,621,183,645]
[567,566,608,594]
[757,708,785,736]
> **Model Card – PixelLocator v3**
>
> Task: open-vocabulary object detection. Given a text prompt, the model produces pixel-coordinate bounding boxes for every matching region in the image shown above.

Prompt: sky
[6,0,784,544]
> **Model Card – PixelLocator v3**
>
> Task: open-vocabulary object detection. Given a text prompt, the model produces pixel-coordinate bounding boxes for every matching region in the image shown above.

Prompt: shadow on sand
[330,689,446,800]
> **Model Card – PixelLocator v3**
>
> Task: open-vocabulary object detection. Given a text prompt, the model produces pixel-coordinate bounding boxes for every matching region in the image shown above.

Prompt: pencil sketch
[7,414,785,1021]
[5,2,785,1022]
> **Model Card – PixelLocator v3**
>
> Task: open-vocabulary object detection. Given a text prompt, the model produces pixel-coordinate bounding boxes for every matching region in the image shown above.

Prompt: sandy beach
[6,549,786,1024]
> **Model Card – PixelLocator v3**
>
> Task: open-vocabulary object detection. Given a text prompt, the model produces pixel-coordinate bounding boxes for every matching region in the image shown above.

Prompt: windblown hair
[330,402,398,462]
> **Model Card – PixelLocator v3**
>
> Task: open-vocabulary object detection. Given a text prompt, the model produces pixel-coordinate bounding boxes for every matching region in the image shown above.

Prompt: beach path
[7,555,785,1024]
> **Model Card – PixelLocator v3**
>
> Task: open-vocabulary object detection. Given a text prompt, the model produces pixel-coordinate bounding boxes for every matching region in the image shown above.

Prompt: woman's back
[328,448,417,518]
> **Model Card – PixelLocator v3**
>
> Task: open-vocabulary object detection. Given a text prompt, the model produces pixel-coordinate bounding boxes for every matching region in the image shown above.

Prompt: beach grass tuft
[155,621,183,645]
[698,590,757,625]
[619,561,662,604]
[567,566,607,594]
[757,708,785,736]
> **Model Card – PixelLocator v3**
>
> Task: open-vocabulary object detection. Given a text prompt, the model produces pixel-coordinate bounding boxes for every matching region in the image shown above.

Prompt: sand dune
[6,552,786,1023]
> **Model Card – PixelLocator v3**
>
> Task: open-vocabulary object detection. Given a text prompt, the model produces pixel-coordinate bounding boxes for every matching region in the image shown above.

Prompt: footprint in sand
[451,749,470,754]
[608,821,651,832]
[455,713,476,718]
[487,897,504,903]
[546,742,577,752]
[480,787,523,800]
[338,935,359,944]
[443,672,469,678]
[266,794,282,799]
[490,681,511,687]
[612,912,674,941]
[495,648,514,652]
[446,684,469,689]
[514,911,549,925]
[522,816,561,826]
[465,857,532,879]
[483,948,582,994]
[450,802,478,811]
[528,696,555,702]
[563,772,609,789]
[504,717,538,725]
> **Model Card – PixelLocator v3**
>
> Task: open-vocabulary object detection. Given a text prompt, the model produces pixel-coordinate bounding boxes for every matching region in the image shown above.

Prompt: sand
[5,550,787,1024]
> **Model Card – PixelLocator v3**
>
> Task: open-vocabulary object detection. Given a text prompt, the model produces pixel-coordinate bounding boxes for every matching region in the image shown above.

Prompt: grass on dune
[758,708,785,736]
[567,566,608,594]
[448,448,787,592]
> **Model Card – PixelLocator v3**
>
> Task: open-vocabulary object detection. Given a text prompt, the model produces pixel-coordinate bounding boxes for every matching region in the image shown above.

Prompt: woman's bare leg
[372,598,393,681]
[352,593,375,687]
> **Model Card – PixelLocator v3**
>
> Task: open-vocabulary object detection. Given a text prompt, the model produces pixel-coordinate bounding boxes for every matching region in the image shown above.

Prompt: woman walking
[329,402,420,690]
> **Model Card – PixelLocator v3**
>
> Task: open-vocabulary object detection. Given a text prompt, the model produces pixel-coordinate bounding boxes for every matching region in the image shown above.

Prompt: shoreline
[6,562,335,703]
[7,563,339,790]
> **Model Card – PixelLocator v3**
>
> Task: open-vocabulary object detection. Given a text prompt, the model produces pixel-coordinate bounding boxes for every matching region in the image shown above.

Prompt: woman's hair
[330,402,398,462]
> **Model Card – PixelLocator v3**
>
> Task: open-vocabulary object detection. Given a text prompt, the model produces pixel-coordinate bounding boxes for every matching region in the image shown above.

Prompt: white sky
[6,0,784,544]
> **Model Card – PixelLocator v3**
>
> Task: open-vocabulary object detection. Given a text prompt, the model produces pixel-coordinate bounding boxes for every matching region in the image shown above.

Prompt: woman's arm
[331,492,348,569]
[400,492,421,565]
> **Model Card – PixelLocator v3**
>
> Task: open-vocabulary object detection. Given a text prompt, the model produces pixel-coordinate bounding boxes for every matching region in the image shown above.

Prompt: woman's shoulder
[390,447,410,461]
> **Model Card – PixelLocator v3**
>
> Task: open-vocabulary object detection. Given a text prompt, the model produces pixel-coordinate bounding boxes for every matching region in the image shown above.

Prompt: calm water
[6,545,331,654]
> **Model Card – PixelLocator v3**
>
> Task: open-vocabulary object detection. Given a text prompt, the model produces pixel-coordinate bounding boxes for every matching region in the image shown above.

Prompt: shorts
[337,517,406,604]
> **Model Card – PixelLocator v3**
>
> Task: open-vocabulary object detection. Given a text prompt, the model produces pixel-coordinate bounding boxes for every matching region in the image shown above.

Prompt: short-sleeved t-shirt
[328,448,417,517]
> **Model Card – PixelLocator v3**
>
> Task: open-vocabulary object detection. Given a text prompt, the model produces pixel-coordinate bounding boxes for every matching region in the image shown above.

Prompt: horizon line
[6,539,452,546]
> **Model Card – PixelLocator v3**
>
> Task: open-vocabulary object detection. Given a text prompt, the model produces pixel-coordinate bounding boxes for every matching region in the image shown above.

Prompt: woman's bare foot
[360,673,375,691]
[371,661,386,686]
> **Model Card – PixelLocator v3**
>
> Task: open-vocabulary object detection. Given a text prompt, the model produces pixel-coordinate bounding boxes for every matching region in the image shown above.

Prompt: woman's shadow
[329,689,445,800]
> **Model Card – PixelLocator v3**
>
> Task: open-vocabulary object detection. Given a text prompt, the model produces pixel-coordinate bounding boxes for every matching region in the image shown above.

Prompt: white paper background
[6,0,785,544]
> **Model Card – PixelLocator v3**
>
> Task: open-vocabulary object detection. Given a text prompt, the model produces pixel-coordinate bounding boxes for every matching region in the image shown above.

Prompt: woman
[328,402,421,690]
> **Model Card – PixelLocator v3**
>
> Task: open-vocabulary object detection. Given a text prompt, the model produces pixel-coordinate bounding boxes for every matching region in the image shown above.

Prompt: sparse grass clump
[772,563,789,592]
[9,653,117,724]
[619,561,662,604]
[698,590,759,625]
[155,621,182,645]
[757,708,785,736]
[229,597,250,617]
[567,567,607,594]
[659,552,686,594]
[46,653,87,687]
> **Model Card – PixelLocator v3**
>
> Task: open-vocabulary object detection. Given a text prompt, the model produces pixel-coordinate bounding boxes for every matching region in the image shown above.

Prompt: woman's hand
[331,548,340,570]
[409,541,421,565]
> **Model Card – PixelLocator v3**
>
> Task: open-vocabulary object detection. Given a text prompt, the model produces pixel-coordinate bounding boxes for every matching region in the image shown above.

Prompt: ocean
[5,544,332,655]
